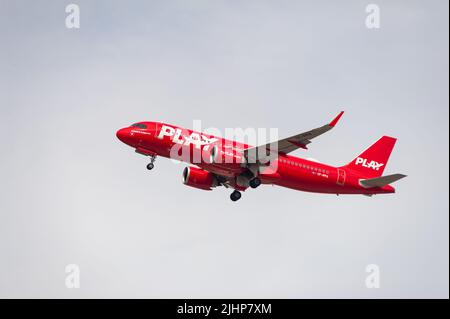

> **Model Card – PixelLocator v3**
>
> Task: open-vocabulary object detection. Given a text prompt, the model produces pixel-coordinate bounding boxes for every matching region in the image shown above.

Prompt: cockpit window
[130,123,147,129]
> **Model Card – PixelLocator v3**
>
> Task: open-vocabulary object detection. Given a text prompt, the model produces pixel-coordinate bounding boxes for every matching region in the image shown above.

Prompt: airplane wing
[245,111,344,163]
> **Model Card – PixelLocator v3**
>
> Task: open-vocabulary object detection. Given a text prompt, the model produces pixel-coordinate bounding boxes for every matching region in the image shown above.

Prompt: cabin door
[337,169,346,186]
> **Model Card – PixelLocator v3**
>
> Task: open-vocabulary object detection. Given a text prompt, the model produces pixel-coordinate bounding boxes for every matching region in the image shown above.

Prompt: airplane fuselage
[116,121,395,196]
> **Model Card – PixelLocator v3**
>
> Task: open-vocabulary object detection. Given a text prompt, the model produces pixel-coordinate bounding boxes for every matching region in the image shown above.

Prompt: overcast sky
[0,0,448,298]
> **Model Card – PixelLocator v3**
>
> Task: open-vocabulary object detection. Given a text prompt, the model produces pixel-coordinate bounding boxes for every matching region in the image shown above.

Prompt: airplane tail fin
[343,136,397,178]
[360,173,407,188]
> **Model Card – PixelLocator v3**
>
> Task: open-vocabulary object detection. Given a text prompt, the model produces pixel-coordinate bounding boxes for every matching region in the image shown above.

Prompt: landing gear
[249,177,261,189]
[230,190,242,202]
[146,155,156,170]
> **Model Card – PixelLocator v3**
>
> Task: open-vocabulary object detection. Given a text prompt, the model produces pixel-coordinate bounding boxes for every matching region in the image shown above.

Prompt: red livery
[116,112,406,201]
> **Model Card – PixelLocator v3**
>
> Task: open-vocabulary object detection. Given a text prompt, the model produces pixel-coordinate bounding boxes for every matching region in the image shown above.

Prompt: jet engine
[182,166,218,190]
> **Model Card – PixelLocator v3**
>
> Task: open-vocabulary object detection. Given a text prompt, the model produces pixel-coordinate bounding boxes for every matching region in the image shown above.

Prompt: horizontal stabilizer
[360,174,407,188]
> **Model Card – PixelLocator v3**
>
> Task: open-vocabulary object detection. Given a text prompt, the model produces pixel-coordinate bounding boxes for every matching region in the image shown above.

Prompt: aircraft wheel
[249,177,261,189]
[230,190,242,202]
[146,163,154,170]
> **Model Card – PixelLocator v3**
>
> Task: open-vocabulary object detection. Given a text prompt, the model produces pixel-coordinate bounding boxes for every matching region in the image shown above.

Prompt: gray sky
[0,0,448,298]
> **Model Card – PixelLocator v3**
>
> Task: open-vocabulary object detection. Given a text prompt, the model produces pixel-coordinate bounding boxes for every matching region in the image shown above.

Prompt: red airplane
[116,112,406,201]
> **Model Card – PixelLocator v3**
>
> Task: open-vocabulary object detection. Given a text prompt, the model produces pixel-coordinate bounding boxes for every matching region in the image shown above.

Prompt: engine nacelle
[182,166,217,190]
[209,145,247,170]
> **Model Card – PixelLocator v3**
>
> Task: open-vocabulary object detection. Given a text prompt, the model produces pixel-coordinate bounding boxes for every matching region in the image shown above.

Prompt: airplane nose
[116,128,129,143]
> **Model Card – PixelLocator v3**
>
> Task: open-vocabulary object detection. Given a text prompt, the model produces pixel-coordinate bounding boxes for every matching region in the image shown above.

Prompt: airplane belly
[275,166,342,194]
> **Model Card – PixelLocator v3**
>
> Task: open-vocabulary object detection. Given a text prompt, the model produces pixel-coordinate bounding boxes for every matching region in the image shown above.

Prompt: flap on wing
[360,174,407,188]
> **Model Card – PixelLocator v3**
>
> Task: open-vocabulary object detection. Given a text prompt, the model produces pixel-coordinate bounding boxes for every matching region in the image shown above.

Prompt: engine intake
[182,166,217,190]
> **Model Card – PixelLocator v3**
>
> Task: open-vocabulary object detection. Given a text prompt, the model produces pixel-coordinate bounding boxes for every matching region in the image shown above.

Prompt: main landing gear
[146,155,156,170]
[249,177,261,189]
[230,190,242,202]
[230,176,261,201]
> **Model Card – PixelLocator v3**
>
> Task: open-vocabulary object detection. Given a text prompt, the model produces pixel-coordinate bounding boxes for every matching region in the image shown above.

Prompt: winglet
[329,111,344,127]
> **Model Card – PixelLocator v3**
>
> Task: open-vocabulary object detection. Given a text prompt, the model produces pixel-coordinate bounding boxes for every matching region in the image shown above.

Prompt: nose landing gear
[146,155,156,170]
